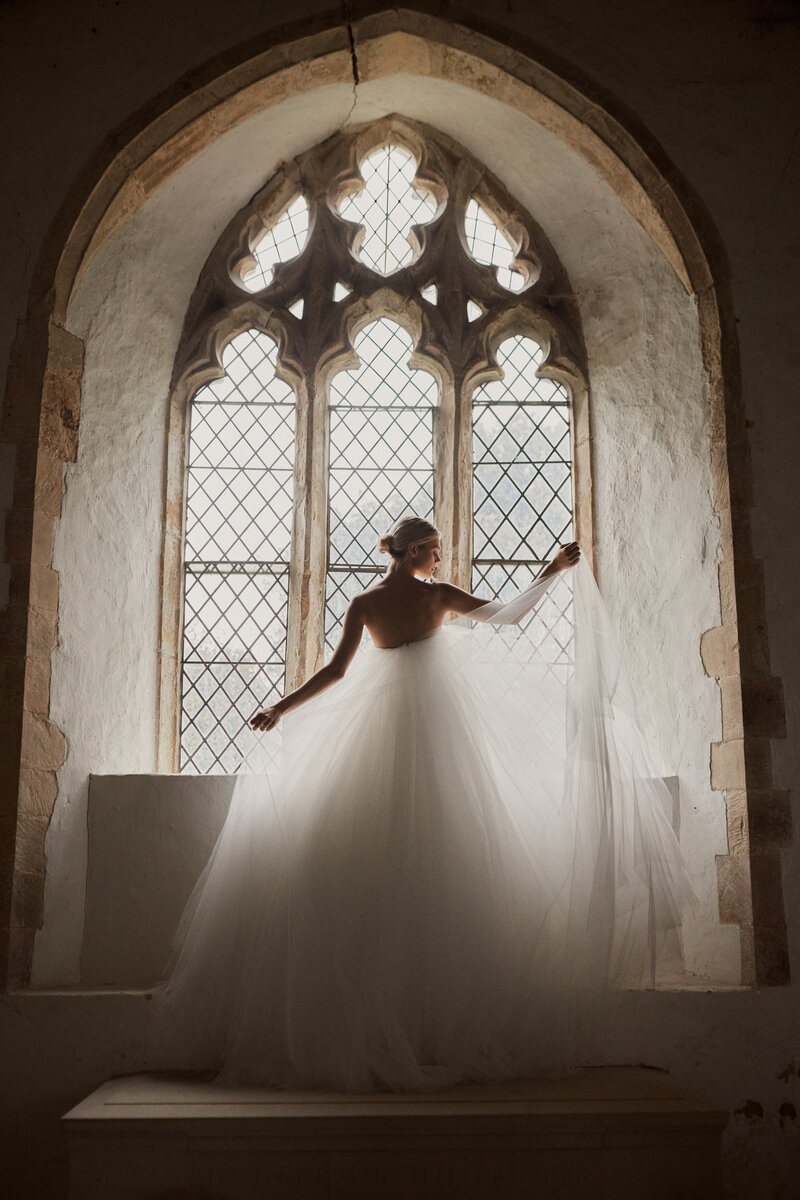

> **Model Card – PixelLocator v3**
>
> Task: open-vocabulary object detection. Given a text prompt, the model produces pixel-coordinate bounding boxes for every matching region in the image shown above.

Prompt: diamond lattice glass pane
[338,144,437,275]
[183,569,290,665]
[328,319,435,572]
[326,318,436,640]
[180,662,284,774]
[472,335,572,566]
[330,320,438,409]
[464,198,525,292]
[239,194,309,292]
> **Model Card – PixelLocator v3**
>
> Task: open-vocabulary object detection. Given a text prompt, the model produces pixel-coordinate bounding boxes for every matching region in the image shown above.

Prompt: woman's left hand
[552,541,581,572]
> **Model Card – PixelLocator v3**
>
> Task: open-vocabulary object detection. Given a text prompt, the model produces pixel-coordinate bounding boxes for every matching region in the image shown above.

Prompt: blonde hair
[378,515,439,560]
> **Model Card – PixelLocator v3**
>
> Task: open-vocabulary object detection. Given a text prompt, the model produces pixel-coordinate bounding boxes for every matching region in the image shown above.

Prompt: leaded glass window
[472,334,574,676]
[168,116,588,774]
[180,330,295,772]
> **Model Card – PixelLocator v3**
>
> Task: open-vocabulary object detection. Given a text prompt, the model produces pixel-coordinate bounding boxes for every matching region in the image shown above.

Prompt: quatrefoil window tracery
[338,144,438,276]
[174,118,585,774]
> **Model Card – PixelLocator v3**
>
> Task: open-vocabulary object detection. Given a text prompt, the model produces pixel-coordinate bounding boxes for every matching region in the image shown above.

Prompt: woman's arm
[250,597,365,731]
[436,542,581,622]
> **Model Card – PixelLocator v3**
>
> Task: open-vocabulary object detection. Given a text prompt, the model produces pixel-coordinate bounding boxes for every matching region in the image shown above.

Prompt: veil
[456,556,695,990]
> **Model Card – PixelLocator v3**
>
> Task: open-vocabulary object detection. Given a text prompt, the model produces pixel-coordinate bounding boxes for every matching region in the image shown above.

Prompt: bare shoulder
[431,580,484,615]
[348,581,382,615]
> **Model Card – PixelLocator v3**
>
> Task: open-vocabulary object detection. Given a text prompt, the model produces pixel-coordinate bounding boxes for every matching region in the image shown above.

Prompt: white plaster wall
[36,72,731,985]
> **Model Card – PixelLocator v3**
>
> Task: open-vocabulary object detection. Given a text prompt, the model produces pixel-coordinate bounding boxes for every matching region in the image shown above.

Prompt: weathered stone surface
[21,654,51,717]
[40,369,82,463]
[33,446,65,520]
[27,563,59,616]
[711,737,773,792]
[724,789,748,857]
[700,623,739,681]
[719,674,744,741]
[17,767,58,821]
[19,714,66,773]
[13,814,50,875]
[716,853,752,925]
[24,602,57,662]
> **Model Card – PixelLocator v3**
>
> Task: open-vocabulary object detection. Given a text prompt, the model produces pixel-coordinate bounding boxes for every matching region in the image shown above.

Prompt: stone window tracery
[166,116,590,774]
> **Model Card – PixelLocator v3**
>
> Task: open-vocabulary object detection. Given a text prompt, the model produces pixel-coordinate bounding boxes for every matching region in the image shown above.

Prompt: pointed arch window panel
[471,335,574,679]
[325,318,437,651]
[180,329,296,774]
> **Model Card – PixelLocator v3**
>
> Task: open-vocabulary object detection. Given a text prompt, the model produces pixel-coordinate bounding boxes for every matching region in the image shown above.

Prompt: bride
[156,516,693,1092]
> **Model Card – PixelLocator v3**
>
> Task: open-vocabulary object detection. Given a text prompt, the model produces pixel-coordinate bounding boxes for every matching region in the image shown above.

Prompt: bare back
[357,575,454,648]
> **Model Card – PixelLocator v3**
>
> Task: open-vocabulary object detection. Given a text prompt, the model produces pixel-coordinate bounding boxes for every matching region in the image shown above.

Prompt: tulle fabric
[155,559,694,1091]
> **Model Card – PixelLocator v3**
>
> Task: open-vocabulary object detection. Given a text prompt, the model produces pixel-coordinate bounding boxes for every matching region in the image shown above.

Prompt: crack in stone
[342,0,360,127]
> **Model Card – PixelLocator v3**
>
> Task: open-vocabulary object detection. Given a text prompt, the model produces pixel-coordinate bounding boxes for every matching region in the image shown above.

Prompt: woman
[249,517,580,733]
[157,517,692,1091]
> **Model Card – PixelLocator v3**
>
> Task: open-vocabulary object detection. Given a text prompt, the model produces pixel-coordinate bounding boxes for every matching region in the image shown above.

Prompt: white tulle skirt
[155,560,694,1091]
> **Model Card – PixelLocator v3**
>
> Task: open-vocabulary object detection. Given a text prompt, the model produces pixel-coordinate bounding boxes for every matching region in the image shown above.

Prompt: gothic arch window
[165,116,590,773]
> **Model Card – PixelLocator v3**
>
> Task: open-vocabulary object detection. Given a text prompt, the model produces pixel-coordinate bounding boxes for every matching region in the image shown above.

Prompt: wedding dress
[156,559,694,1091]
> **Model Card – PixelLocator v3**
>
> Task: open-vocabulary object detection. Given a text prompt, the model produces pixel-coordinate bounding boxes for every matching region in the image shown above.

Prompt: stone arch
[0,8,786,990]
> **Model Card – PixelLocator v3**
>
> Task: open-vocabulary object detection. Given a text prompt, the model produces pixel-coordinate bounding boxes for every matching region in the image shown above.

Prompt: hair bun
[378,534,395,554]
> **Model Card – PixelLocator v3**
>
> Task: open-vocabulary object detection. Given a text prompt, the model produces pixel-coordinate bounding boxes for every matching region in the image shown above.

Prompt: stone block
[715,853,752,925]
[716,558,737,628]
[14,812,50,874]
[20,713,66,772]
[24,601,57,661]
[723,790,748,856]
[29,508,56,568]
[18,766,58,820]
[46,322,84,373]
[711,740,746,791]
[719,675,743,740]
[709,444,729,511]
[33,445,65,519]
[711,737,773,792]
[21,653,51,716]
[700,623,738,680]
[28,561,59,613]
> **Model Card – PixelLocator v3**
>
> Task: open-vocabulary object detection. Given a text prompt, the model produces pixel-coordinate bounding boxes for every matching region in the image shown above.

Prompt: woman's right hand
[250,704,282,732]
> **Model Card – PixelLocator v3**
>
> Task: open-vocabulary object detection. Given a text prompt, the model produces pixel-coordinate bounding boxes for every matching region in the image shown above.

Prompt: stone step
[63,1066,725,1199]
